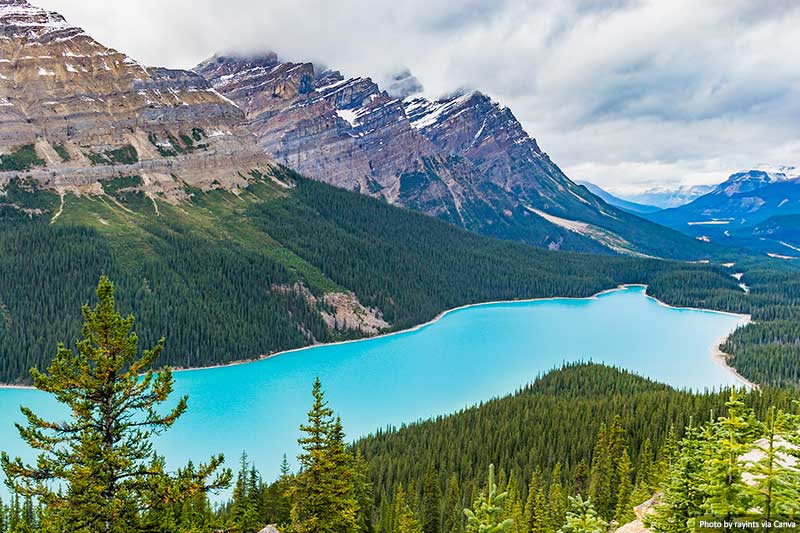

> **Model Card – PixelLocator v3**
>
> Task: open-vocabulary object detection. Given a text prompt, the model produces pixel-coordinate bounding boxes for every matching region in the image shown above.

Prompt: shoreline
[0,284,754,391]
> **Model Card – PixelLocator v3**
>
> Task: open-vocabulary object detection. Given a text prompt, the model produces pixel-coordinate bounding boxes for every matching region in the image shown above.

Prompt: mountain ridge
[576,181,661,214]
[195,52,712,260]
[645,167,800,257]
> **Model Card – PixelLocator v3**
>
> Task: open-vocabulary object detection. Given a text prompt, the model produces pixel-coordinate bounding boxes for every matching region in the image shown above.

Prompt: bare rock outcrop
[0,0,273,196]
[196,52,690,257]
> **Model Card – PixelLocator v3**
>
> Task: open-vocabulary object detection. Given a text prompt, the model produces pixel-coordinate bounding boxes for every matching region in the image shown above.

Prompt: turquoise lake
[0,285,748,487]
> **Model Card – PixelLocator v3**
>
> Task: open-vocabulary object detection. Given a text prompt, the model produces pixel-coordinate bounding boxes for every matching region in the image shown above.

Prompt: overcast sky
[38,0,800,194]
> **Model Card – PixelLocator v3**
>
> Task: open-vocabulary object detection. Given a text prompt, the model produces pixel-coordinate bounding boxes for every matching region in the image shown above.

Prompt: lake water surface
[0,286,748,486]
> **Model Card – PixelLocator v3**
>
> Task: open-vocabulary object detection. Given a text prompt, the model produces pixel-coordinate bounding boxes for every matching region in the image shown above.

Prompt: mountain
[195,53,712,260]
[0,0,271,200]
[646,167,800,255]
[0,1,744,385]
[727,214,800,258]
[577,181,661,214]
[625,184,715,209]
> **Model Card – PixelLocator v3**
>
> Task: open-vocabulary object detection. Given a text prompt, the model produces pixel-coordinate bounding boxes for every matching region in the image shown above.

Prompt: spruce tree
[273,455,293,526]
[548,463,566,532]
[631,438,655,505]
[523,482,548,533]
[443,473,464,533]
[464,464,514,533]
[0,276,230,533]
[656,425,679,482]
[744,407,800,520]
[229,453,261,532]
[613,449,634,525]
[605,416,626,515]
[699,393,754,525]
[392,485,422,533]
[572,462,589,499]
[290,379,359,533]
[588,424,611,518]
[503,471,524,533]
[557,496,607,533]
[422,465,442,533]
[353,450,374,533]
[647,420,710,532]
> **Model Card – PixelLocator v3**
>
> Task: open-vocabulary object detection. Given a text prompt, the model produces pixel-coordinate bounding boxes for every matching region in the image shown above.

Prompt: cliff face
[197,53,708,258]
[0,0,271,200]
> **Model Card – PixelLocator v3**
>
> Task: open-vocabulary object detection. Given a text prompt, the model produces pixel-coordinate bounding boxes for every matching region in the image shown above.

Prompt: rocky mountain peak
[197,51,707,258]
[0,1,273,203]
[716,166,798,196]
[0,0,78,41]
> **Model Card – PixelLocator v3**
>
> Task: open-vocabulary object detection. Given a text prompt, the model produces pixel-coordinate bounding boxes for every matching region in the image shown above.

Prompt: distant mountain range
[195,53,710,260]
[644,166,800,257]
[576,181,661,214]
[625,184,715,209]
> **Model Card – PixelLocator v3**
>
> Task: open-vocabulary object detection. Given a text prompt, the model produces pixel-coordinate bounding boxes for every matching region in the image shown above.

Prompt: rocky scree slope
[196,53,711,259]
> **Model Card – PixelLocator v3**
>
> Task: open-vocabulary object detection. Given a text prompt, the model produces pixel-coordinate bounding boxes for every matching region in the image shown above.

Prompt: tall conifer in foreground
[0,276,231,533]
[290,378,360,533]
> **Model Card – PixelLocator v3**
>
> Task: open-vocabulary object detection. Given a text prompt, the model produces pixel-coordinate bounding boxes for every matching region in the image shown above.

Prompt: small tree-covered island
[0,279,798,532]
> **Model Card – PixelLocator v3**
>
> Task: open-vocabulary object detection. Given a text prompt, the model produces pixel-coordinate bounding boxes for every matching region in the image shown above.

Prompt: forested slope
[0,167,797,386]
[352,363,798,532]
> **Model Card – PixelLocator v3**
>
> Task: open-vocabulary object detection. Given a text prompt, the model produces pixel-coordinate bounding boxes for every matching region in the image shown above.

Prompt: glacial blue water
[0,286,748,488]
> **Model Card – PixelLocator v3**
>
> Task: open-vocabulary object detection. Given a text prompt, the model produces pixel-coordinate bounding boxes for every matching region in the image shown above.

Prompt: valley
[0,285,749,496]
[0,1,798,532]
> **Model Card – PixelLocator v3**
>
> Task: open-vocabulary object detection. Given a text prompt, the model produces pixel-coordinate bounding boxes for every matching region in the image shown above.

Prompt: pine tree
[744,407,800,519]
[631,438,655,505]
[548,463,566,532]
[290,379,359,533]
[504,471,524,533]
[588,424,612,518]
[229,453,262,532]
[0,276,230,533]
[613,449,634,525]
[464,464,514,533]
[557,496,607,533]
[699,393,755,525]
[422,465,442,533]
[443,473,464,533]
[353,450,374,533]
[523,478,548,533]
[392,485,422,533]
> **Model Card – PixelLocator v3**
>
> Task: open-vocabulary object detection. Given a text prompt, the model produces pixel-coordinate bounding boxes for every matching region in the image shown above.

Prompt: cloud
[36,0,800,193]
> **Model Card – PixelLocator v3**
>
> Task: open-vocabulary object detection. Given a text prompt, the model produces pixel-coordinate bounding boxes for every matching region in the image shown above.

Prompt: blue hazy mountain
[577,181,662,215]
[645,166,800,257]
